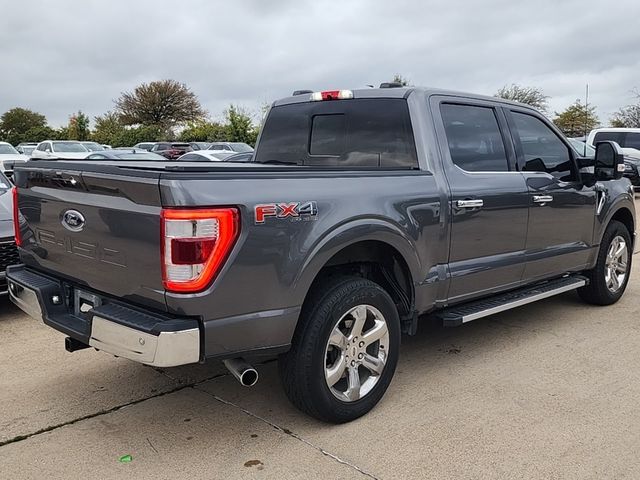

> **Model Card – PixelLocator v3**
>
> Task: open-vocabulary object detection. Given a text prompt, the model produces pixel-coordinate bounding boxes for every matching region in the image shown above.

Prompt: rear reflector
[161,208,239,293]
[12,186,21,247]
[310,90,354,101]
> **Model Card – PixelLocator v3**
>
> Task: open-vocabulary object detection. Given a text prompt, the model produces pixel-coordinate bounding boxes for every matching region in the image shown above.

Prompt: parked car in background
[176,151,235,162]
[133,142,155,151]
[31,141,89,160]
[0,142,28,178]
[568,138,595,158]
[150,142,193,160]
[0,171,18,294]
[188,142,211,151]
[587,128,640,158]
[578,134,640,189]
[85,149,167,161]
[80,141,106,152]
[205,142,254,153]
[16,143,38,156]
[223,151,254,163]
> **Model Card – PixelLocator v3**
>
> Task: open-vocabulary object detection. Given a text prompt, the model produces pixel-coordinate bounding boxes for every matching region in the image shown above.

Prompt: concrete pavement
[1,258,640,478]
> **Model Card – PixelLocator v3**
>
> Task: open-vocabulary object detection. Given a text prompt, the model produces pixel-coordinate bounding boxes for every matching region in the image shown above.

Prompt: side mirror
[594,141,625,181]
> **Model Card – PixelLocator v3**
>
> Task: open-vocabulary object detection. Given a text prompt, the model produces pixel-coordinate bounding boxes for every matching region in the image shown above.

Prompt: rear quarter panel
[159,171,446,329]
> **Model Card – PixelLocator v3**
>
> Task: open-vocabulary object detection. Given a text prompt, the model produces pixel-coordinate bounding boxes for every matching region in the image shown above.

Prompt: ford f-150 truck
[8,87,635,423]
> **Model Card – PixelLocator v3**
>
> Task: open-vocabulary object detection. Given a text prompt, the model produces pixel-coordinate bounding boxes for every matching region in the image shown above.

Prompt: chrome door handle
[456,199,484,208]
[533,195,553,204]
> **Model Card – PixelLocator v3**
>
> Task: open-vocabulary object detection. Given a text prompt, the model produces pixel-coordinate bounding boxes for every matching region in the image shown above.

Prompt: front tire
[279,277,400,423]
[578,220,632,305]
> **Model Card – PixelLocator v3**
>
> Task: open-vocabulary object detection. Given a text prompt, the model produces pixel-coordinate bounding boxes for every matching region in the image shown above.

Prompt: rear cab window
[255,98,418,168]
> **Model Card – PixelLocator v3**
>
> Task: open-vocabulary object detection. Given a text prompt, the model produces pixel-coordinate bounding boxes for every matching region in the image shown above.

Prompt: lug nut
[358,353,363,359]
[359,341,365,347]
[350,360,356,367]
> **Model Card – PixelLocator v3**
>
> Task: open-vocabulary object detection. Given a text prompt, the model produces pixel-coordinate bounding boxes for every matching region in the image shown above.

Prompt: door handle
[456,199,484,208]
[533,195,553,204]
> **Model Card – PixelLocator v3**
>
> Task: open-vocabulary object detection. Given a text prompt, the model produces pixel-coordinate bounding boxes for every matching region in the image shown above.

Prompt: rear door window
[440,103,509,172]
[255,98,418,168]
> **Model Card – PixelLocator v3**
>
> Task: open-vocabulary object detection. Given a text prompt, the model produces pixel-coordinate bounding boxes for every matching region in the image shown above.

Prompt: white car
[31,140,90,160]
[205,142,254,153]
[176,151,236,162]
[0,141,28,176]
[80,141,106,152]
[587,128,640,159]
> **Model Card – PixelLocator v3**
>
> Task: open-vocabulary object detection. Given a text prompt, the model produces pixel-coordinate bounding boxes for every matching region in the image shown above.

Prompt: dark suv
[150,142,193,160]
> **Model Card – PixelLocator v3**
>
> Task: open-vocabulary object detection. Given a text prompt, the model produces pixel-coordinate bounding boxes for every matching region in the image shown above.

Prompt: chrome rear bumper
[8,266,200,368]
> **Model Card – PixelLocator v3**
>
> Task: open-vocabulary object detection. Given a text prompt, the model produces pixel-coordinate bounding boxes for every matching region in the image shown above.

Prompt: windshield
[230,143,254,153]
[52,142,88,153]
[0,172,10,190]
[0,144,19,155]
[82,142,105,151]
[21,146,36,155]
[593,131,640,150]
[568,139,595,157]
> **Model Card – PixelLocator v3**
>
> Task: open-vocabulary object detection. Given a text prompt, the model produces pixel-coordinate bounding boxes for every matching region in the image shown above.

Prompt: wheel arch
[292,220,421,332]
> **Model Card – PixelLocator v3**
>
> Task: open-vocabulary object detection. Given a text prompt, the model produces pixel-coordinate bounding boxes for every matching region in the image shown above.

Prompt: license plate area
[74,289,102,320]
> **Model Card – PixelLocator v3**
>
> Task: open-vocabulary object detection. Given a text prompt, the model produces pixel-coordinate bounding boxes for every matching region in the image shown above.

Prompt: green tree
[23,125,58,142]
[224,105,259,146]
[0,107,48,144]
[178,120,227,142]
[92,111,126,145]
[67,111,90,141]
[495,84,549,113]
[111,125,163,147]
[115,79,206,133]
[553,100,599,138]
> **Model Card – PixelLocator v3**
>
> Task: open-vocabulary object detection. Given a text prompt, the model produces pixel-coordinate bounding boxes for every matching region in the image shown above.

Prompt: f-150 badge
[255,202,318,223]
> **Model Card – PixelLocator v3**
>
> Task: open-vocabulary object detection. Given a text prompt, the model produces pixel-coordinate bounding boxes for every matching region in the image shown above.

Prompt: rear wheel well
[303,241,415,333]
[610,208,634,240]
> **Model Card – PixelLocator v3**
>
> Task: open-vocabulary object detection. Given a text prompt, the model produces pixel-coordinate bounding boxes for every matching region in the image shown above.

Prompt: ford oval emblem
[61,209,86,232]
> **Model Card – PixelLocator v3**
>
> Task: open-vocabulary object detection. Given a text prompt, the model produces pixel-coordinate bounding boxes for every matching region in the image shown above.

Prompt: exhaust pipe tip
[239,368,259,387]
[223,358,259,387]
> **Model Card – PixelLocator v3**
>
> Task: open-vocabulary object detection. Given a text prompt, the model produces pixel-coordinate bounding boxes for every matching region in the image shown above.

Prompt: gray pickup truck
[8,87,635,423]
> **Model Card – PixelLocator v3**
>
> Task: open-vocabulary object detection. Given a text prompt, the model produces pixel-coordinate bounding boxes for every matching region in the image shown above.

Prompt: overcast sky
[1,0,639,127]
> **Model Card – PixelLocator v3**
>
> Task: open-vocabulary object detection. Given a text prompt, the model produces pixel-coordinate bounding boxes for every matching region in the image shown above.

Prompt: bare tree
[495,84,549,113]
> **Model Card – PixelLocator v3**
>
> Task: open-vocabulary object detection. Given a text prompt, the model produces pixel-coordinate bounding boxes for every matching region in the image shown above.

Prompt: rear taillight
[161,208,239,293]
[12,186,21,247]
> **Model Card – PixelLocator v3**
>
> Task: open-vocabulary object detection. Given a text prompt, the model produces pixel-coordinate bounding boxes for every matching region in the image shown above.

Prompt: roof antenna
[583,84,589,156]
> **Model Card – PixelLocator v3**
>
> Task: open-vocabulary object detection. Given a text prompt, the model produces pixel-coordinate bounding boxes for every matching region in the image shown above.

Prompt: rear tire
[279,276,400,423]
[578,220,632,305]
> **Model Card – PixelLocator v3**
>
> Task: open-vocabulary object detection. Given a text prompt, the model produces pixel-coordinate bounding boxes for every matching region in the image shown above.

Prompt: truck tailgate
[15,164,166,311]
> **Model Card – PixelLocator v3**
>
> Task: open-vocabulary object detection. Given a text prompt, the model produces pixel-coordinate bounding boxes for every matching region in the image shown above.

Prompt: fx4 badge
[255,202,318,223]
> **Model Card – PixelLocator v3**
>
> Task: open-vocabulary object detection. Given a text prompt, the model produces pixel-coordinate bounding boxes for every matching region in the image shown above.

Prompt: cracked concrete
[1,235,640,478]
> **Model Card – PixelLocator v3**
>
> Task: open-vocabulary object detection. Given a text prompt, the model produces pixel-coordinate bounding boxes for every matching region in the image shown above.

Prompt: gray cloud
[1,0,639,127]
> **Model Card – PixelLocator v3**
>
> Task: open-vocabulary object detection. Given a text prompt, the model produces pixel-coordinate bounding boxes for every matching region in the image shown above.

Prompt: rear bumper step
[434,275,588,327]
[7,265,201,367]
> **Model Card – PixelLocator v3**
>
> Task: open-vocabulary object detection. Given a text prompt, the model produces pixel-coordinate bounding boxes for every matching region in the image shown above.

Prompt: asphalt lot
[2,248,640,479]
